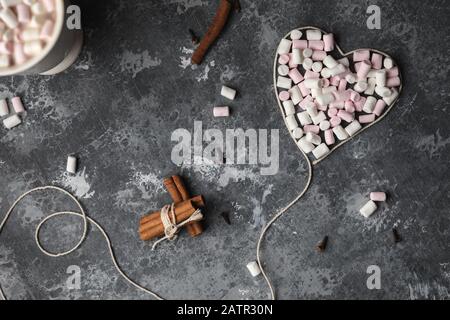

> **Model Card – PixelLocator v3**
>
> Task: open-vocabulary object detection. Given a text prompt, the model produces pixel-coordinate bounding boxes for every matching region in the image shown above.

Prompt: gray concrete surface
[0,0,449,300]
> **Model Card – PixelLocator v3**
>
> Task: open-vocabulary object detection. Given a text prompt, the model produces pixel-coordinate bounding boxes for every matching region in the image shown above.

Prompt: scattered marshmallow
[360,200,377,218]
[3,114,21,129]
[11,96,24,113]
[66,155,77,174]
[0,98,8,116]
[221,85,237,100]
[213,106,230,117]
[370,192,386,202]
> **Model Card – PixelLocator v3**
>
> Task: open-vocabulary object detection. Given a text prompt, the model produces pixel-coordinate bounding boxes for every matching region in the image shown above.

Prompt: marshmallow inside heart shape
[274,27,403,164]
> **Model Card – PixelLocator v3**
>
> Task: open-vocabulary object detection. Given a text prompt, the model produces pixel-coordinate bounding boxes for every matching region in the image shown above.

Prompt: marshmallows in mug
[0,0,56,69]
[276,29,401,160]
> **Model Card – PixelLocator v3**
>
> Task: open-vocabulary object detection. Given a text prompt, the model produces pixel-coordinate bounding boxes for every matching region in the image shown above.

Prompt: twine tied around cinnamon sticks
[139,175,206,248]
[151,204,203,250]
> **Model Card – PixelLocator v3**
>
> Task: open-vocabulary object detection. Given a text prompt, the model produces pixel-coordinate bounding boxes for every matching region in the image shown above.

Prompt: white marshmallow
[247,261,261,277]
[319,120,331,131]
[345,73,357,84]
[332,125,349,140]
[323,55,338,69]
[345,120,362,136]
[292,48,303,65]
[289,86,302,105]
[316,93,335,106]
[360,200,377,218]
[0,0,23,7]
[383,57,394,69]
[364,78,376,95]
[0,98,8,116]
[0,54,9,68]
[297,111,312,126]
[0,8,18,29]
[23,40,43,56]
[312,143,330,159]
[277,38,292,54]
[292,127,304,139]
[306,104,318,117]
[298,136,315,153]
[354,81,368,93]
[338,57,350,67]
[321,68,331,78]
[277,64,289,76]
[3,114,21,129]
[312,62,323,73]
[302,57,313,70]
[66,155,78,174]
[306,29,322,40]
[375,70,387,87]
[306,132,321,145]
[375,86,392,97]
[286,115,299,131]
[282,100,295,116]
[383,88,399,105]
[304,78,323,89]
[328,64,346,77]
[363,96,377,113]
[290,29,303,40]
[221,85,237,100]
[277,76,292,89]
[311,111,326,125]
[302,48,313,58]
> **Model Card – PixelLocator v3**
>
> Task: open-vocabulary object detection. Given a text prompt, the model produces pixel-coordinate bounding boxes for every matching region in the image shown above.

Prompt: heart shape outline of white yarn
[273,26,403,165]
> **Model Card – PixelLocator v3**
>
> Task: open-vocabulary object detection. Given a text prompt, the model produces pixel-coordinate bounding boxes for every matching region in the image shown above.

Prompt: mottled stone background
[0,0,449,300]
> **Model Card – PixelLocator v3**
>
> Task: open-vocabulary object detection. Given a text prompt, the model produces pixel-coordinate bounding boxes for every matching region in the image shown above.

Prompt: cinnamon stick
[172,176,204,237]
[164,177,183,203]
[139,199,194,226]
[139,200,197,234]
[191,0,232,65]
[139,207,198,241]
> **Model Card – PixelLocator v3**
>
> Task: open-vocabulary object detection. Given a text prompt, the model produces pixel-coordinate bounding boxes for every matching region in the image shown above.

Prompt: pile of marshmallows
[0,96,25,129]
[0,0,56,68]
[276,29,401,160]
[213,85,237,117]
[360,191,387,218]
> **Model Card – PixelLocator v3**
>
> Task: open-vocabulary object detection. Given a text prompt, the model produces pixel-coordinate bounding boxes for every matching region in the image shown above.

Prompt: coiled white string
[257,26,403,300]
[0,186,164,301]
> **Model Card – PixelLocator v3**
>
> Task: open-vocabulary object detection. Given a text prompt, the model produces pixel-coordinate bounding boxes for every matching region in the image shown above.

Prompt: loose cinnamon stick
[172,176,204,237]
[191,0,232,65]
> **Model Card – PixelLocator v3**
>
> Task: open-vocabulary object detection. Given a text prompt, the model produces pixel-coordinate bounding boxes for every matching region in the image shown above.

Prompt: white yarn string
[151,205,203,250]
[0,186,164,301]
[257,26,403,300]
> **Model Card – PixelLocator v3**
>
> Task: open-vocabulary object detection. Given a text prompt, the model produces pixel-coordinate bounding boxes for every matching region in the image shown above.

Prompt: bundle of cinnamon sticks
[139,175,205,241]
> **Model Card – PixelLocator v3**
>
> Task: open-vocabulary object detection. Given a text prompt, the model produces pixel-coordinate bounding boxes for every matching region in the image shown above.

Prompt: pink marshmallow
[323,34,335,52]
[278,91,290,101]
[317,104,328,111]
[16,4,31,24]
[327,107,338,117]
[321,78,330,88]
[325,129,335,145]
[353,50,370,62]
[387,67,399,77]
[386,76,401,87]
[40,20,54,41]
[371,53,383,70]
[42,0,56,12]
[333,90,351,102]
[370,192,387,202]
[299,95,313,109]
[329,101,344,109]
[357,60,372,80]
[308,40,324,50]
[338,79,347,91]
[292,40,308,49]
[373,100,386,116]
[350,91,361,103]
[304,70,320,79]
[11,97,25,113]
[288,68,304,84]
[337,110,354,123]
[359,114,376,123]
[213,106,230,117]
[329,116,342,127]
[13,43,27,65]
[298,81,311,97]
[354,62,361,72]
[354,97,366,112]
[330,76,340,87]
[303,125,320,134]
[0,42,13,55]
[278,54,289,65]
[311,50,326,61]
[344,101,355,113]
